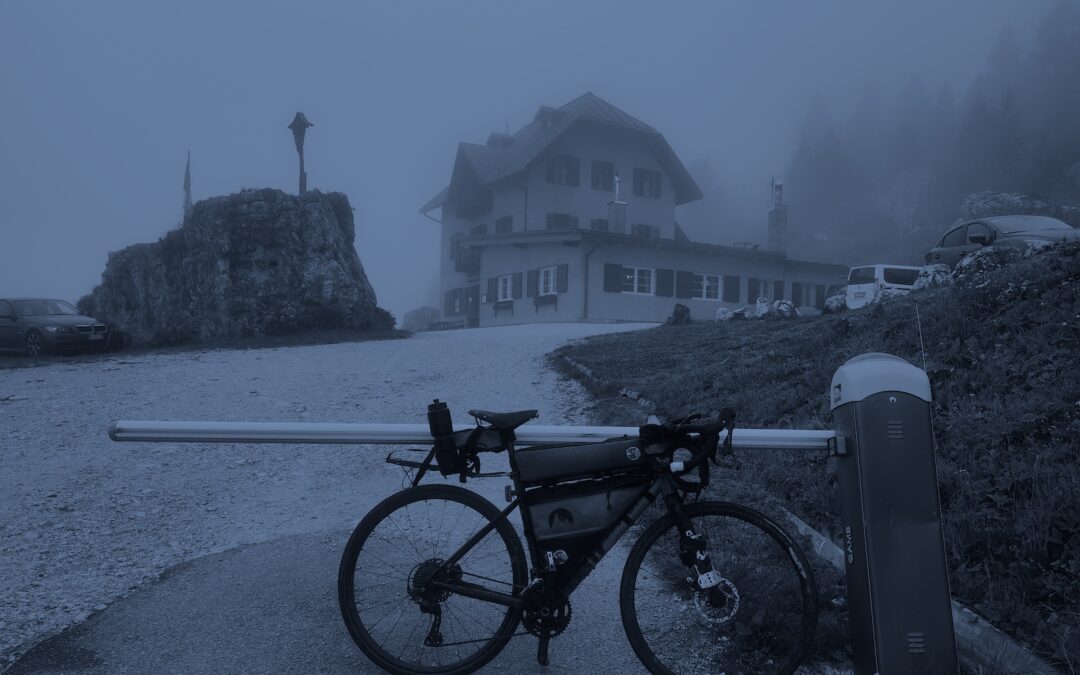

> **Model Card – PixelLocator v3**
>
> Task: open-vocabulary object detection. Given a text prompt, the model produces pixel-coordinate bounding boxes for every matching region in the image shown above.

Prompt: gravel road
[0,323,654,671]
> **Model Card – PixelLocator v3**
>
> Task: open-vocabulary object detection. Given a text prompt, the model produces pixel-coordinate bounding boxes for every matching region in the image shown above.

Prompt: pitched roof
[421,92,702,212]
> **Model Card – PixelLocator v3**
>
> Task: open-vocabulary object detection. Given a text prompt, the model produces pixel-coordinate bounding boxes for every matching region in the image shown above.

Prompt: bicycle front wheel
[620,501,818,675]
[338,484,528,675]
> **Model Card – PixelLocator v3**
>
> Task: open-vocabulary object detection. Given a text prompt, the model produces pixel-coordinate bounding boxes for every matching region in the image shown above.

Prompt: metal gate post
[830,353,958,674]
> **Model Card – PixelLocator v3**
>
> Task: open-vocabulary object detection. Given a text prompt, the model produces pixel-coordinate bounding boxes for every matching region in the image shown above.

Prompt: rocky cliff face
[80,188,392,346]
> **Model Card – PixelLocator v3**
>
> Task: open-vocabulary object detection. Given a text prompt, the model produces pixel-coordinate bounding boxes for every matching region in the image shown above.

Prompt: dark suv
[926,215,1080,268]
[0,298,110,356]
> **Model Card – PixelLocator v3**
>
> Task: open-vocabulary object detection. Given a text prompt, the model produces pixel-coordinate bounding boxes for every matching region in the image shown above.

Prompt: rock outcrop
[80,189,392,346]
[959,191,1080,228]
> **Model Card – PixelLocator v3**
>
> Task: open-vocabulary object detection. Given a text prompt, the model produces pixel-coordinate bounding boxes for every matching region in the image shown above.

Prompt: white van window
[883,268,919,286]
[848,267,875,284]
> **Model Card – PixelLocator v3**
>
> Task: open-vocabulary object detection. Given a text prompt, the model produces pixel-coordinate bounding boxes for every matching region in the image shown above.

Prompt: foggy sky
[0,1,1054,318]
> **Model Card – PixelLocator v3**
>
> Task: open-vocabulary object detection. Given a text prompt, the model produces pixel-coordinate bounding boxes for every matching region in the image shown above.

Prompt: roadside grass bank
[554,242,1080,671]
[0,328,410,370]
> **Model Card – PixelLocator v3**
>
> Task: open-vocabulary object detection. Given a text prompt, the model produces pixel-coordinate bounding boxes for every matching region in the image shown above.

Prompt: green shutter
[815,284,827,309]
[603,263,623,292]
[747,277,759,303]
[486,278,497,304]
[557,264,569,293]
[723,275,740,303]
[675,271,693,299]
[655,269,674,297]
[791,282,803,306]
[527,269,538,297]
[512,272,523,299]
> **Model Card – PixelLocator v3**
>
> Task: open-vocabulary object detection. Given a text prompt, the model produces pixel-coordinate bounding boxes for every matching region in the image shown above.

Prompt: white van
[846,264,921,309]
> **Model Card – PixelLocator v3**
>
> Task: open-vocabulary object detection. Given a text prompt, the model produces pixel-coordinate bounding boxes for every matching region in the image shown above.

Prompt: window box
[533,294,557,308]
[493,299,514,316]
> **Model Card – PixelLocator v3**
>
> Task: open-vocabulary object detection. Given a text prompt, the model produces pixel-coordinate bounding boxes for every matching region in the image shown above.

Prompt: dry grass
[555,242,1080,671]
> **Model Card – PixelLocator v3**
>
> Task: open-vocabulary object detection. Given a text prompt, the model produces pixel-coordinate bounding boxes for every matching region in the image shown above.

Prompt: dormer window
[546,154,580,187]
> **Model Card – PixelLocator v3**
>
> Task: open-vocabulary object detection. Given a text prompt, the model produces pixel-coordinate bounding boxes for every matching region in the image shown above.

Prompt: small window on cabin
[546,154,580,186]
[539,265,558,296]
[497,274,514,302]
[621,267,654,295]
[495,216,513,233]
[633,168,662,198]
[692,273,721,300]
[591,160,614,191]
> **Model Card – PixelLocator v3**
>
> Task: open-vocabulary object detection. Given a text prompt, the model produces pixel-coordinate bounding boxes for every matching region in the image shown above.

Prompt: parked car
[926,215,1080,268]
[0,298,109,356]
[845,264,921,309]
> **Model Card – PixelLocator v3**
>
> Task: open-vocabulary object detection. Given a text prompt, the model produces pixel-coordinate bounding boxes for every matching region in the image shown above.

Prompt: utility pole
[288,112,314,194]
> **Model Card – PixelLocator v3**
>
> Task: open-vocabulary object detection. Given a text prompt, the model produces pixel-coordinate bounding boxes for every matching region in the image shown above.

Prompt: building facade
[421,93,846,327]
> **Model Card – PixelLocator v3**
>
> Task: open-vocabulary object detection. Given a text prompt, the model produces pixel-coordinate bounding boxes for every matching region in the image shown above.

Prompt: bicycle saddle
[468,409,538,430]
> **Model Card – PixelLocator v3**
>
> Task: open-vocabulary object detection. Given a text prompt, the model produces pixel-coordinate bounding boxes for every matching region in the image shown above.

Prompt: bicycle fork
[664,493,724,590]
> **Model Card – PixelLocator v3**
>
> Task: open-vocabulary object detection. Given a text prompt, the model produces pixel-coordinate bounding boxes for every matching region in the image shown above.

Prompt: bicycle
[338,400,818,674]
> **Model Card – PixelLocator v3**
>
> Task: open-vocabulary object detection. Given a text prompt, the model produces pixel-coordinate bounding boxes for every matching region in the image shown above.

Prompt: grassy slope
[555,242,1080,670]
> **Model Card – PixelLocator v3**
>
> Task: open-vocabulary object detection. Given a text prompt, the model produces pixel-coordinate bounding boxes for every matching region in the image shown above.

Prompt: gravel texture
[0,322,652,668]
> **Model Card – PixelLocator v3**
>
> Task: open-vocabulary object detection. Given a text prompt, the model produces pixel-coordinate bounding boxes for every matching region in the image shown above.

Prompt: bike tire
[338,484,528,675]
[619,501,818,675]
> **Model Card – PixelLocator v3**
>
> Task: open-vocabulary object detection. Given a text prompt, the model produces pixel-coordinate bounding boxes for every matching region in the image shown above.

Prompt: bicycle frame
[426,438,684,609]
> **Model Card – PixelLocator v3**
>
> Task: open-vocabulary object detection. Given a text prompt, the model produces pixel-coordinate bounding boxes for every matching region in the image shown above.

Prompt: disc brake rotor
[692,577,740,624]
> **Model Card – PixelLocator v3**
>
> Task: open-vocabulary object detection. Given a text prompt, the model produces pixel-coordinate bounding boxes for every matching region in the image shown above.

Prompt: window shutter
[603,263,623,292]
[654,170,662,198]
[675,271,693,299]
[815,284,827,309]
[791,282,803,306]
[486,278,497,304]
[557,264,569,293]
[723,275,740,303]
[655,269,674,297]
[527,269,538,297]
[747,277,759,303]
[512,272,523,299]
[773,280,785,301]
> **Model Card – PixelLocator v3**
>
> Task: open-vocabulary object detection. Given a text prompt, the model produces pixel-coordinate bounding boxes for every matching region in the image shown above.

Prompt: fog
[0,1,1056,318]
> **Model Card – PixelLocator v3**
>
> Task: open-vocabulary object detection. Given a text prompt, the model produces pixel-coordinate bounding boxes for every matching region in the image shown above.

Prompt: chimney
[767,177,788,256]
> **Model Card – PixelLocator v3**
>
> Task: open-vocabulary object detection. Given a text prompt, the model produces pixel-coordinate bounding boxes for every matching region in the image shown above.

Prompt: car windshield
[847,267,876,284]
[883,268,919,286]
[994,216,1072,234]
[14,300,80,316]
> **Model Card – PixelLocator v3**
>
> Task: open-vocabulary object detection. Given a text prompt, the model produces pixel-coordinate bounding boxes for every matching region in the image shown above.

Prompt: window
[748,278,774,302]
[546,154,580,186]
[633,168,662,198]
[691,273,721,300]
[631,224,659,238]
[538,265,558,296]
[546,213,579,231]
[621,267,655,295]
[883,268,919,286]
[590,218,609,232]
[470,224,488,236]
[497,274,514,302]
[495,216,513,233]
[794,283,815,307]
[966,222,993,244]
[591,160,614,191]
[847,267,876,284]
[941,227,965,248]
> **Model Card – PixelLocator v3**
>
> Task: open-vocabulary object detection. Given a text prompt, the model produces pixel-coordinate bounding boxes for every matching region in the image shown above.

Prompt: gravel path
[0,323,653,669]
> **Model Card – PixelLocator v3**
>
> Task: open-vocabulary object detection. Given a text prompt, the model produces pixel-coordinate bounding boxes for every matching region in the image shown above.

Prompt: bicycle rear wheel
[338,484,528,674]
[620,501,818,675]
